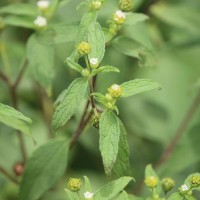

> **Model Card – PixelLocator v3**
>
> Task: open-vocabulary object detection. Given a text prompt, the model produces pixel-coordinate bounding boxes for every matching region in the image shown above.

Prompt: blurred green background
[0,0,200,199]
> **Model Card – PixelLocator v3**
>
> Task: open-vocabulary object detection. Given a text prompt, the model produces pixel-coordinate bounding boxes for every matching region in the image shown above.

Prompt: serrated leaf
[27,34,55,89]
[65,58,83,73]
[99,111,120,175]
[125,13,149,26]
[94,176,133,200]
[3,15,35,29]
[20,138,69,200]
[84,176,91,192]
[91,66,119,76]
[113,119,130,177]
[112,36,157,67]
[0,3,38,16]
[0,103,32,135]
[65,189,80,200]
[116,191,129,200]
[145,164,161,194]
[120,79,161,97]
[88,22,105,63]
[167,192,183,200]
[52,78,89,132]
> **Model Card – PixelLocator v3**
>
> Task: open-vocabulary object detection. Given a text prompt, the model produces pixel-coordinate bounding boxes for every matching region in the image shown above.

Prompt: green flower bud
[144,176,158,188]
[189,175,200,188]
[67,178,82,192]
[105,93,113,102]
[119,0,134,12]
[90,114,101,129]
[106,102,114,109]
[77,41,91,55]
[81,68,90,77]
[107,84,122,98]
[90,0,102,10]
[179,184,191,196]
[113,10,126,25]
[89,58,99,69]
[161,177,175,193]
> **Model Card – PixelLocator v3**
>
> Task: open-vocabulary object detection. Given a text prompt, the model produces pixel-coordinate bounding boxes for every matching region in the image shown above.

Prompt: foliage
[0,0,200,200]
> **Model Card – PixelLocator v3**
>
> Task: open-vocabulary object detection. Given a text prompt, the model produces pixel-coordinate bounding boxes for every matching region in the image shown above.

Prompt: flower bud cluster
[84,191,94,200]
[67,178,82,191]
[119,0,134,12]
[144,176,158,188]
[77,41,91,56]
[90,113,101,129]
[189,175,200,188]
[90,0,102,10]
[161,177,175,193]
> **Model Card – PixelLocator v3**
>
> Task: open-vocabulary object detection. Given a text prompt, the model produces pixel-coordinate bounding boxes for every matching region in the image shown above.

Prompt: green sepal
[65,57,83,73]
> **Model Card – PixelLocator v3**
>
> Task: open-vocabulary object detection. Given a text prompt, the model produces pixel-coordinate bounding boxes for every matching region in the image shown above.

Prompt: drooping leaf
[94,176,133,200]
[88,22,105,63]
[52,78,89,132]
[20,138,69,200]
[0,103,32,135]
[124,13,149,26]
[99,111,120,175]
[0,3,38,16]
[64,189,80,200]
[120,79,161,98]
[91,65,119,76]
[65,57,83,73]
[3,15,35,29]
[113,119,130,177]
[26,34,55,89]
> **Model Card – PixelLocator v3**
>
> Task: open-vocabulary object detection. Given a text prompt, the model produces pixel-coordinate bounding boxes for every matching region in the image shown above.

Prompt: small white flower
[181,184,189,191]
[111,84,120,91]
[114,10,126,20]
[37,0,50,10]
[84,191,94,199]
[90,58,98,65]
[34,16,47,27]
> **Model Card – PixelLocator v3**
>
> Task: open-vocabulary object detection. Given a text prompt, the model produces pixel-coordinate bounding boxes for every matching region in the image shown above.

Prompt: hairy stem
[155,89,200,168]
[0,165,19,184]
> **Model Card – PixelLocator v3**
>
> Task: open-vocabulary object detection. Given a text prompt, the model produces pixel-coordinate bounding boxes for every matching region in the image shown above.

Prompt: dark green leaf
[120,79,161,97]
[99,111,120,175]
[20,138,69,200]
[0,103,32,135]
[52,78,89,132]
[94,176,133,200]
[26,34,55,89]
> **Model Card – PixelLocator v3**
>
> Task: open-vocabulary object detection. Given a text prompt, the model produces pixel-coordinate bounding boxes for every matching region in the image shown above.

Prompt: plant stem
[0,165,19,184]
[155,89,200,168]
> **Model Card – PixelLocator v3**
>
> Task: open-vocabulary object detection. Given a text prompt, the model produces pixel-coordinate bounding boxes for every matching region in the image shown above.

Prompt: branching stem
[0,165,19,184]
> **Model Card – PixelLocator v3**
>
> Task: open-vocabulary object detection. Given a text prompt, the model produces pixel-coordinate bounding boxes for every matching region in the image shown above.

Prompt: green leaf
[0,3,38,16]
[112,36,157,67]
[116,191,129,200]
[84,176,91,192]
[88,22,105,63]
[26,34,55,89]
[167,192,183,200]
[92,92,107,106]
[52,78,89,132]
[113,119,130,177]
[128,194,144,200]
[3,15,35,29]
[0,103,32,135]
[94,176,133,200]
[65,58,83,73]
[91,66,119,76]
[65,189,80,200]
[20,138,69,200]
[99,111,120,175]
[145,164,161,194]
[120,79,161,97]
[124,13,149,26]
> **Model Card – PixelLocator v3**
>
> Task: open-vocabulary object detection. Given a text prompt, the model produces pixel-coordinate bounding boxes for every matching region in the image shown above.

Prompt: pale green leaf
[99,111,120,175]
[120,79,161,97]
[88,22,105,63]
[91,66,119,76]
[0,103,32,135]
[65,58,83,73]
[116,191,129,200]
[52,78,89,132]
[3,15,35,29]
[113,119,130,177]
[27,34,55,89]
[20,138,69,200]
[125,13,149,26]
[94,176,133,200]
[0,3,37,16]
[65,189,80,200]
[128,194,144,200]
[167,192,183,200]
[84,176,91,192]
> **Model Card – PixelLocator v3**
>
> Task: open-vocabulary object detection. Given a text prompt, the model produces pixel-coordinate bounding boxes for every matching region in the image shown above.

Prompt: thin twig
[0,71,12,86]
[0,165,19,184]
[155,89,200,168]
